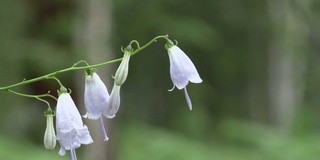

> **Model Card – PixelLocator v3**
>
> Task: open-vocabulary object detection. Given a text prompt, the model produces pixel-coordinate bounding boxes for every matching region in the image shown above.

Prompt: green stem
[0,35,169,91]
[129,40,140,49]
[131,35,169,56]
[72,60,90,67]
[48,76,63,88]
[8,89,57,101]
[8,89,57,108]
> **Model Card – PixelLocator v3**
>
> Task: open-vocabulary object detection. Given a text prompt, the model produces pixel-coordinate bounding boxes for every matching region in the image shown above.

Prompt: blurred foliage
[0,134,69,160]
[119,120,320,160]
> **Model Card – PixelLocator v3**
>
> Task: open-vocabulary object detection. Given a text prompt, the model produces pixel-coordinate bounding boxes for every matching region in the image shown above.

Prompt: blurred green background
[1,0,320,160]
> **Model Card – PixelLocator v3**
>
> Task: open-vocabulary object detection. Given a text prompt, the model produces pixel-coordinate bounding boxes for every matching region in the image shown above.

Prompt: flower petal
[75,125,93,145]
[167,45,202,109]
[58,147,66,156]
[84,72,109,119]
[56,94,82,133]
[104,84,121,118]
[168,46,202,89]
[56,93,93,156]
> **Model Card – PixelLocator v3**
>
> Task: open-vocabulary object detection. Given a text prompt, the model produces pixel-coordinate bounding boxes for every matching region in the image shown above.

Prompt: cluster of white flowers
[43,43,202,160]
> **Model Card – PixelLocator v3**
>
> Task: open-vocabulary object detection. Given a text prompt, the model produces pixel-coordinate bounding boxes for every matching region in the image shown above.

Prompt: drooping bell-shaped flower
[44,108,56,150]
[56,87,93,160]
[166,42,202,110]
[83,69,111,141]
[84,70,109,119]
[105,46,131,118]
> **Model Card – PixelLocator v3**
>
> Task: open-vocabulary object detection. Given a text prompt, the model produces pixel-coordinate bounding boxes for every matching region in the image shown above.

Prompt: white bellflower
[84,71,111,140]
[84,72,109,119]
[56,90,93,160]
[167,45,202,110]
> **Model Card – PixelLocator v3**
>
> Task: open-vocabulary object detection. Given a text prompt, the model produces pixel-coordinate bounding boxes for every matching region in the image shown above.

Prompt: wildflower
[105,46,131,118]
[56,87,93,160]
[166,42,202,110]
[44,108,56,150]
[84,70,109,119]
[84,69,111,140]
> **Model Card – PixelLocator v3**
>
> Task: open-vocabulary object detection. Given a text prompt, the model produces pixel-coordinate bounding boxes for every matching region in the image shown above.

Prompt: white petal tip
[189,76,203,84]
[196,79,203,83]
[83,113,101,120]
[168,85,176,92]
[104,114,116,119]
[58,148,66,156]
[193,80,203,84]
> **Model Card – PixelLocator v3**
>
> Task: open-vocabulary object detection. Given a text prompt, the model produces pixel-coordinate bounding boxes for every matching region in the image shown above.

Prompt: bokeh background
[1,0,320,160]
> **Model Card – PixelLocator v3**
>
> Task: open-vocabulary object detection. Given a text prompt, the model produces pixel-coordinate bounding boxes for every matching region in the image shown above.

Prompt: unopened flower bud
[114,51,131,86]
[44,108,56,150]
